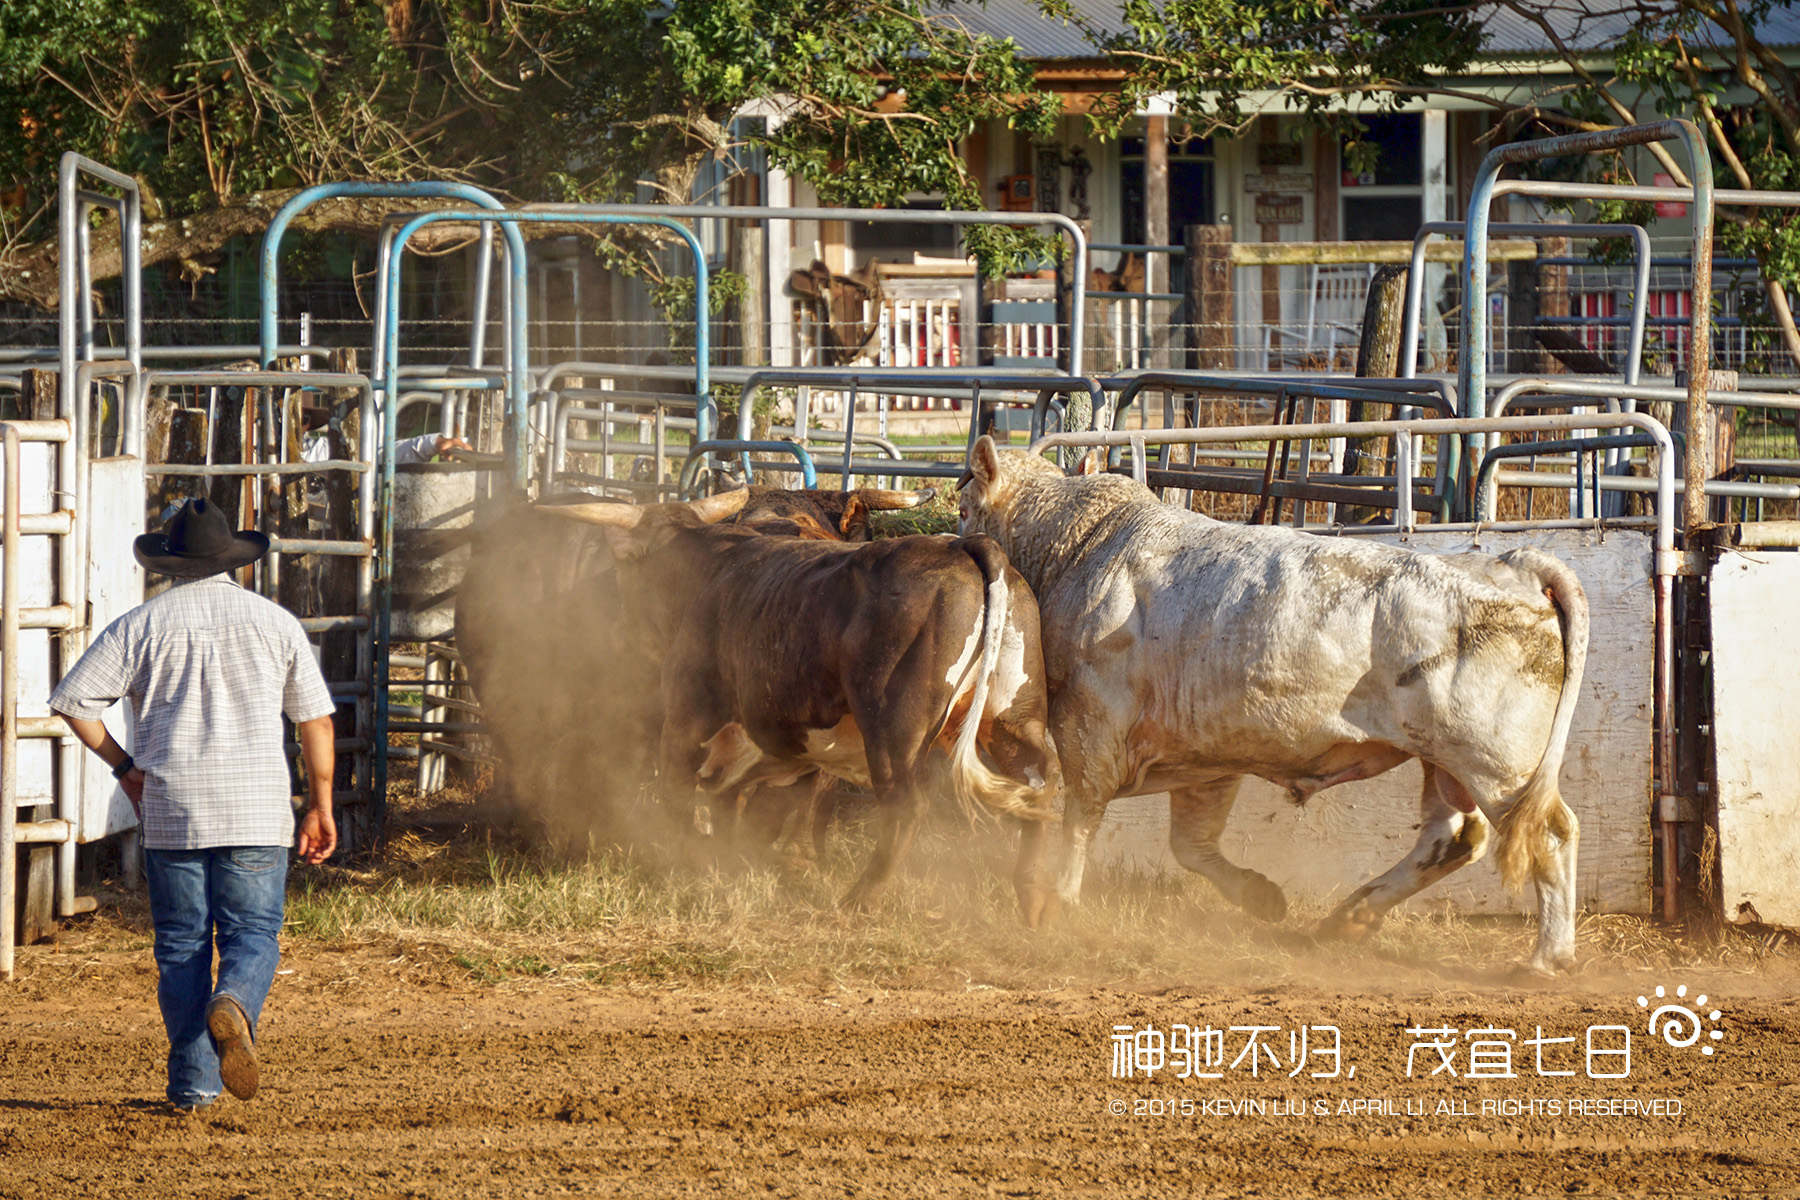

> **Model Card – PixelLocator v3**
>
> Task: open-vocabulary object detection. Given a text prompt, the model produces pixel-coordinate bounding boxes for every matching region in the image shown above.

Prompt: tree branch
[1500,0,1690,184]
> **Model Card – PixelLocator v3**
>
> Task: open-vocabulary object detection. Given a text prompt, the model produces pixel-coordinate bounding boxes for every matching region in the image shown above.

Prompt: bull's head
[957,435,1072,538]
[840,485,934,541]
[737,485,935,542]
[543,487,751,559]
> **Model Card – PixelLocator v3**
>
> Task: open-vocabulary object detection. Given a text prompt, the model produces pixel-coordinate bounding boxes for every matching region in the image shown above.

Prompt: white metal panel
[1710,550,1800,928]
[1090,527,1656,915]
[3,442,60,807]
[7,628,56,808]
[70,455,145,841]
[0,441,59,607]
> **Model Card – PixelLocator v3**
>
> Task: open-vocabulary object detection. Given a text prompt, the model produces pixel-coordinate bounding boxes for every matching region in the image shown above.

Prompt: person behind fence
[49,498,337,1113]
[297,412,472,467]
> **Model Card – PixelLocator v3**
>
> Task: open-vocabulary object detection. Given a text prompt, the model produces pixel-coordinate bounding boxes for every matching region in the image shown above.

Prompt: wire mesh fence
[5,233,1797,379]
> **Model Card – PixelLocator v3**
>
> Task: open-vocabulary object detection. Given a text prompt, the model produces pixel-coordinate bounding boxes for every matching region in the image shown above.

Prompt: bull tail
[1496,550,1589,893]
[947,538,1053,825]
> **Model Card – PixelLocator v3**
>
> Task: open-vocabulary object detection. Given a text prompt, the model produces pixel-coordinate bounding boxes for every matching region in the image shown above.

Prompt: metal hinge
[1655,549,1708,577]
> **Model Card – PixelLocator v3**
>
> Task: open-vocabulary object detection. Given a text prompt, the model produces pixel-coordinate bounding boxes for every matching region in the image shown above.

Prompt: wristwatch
[112,755,136,779]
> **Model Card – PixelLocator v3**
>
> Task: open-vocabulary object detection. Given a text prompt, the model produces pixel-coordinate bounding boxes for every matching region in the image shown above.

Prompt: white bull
[958,436,1591,974]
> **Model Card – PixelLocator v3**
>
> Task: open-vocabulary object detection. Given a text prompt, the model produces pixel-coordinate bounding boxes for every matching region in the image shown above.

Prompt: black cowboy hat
[133,498,270,578]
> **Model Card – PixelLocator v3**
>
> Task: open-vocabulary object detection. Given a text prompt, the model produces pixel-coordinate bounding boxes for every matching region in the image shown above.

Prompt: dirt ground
[4,916,1800,1200]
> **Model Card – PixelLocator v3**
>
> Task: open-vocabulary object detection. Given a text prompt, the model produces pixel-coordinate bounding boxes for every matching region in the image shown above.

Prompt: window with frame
[847,198,959,262]
[1121,135,1216,245]
[1341,113,1423,242]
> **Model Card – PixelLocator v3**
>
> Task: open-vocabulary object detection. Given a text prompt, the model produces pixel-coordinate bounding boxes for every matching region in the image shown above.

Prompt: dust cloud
[454,497,686,857]
[451,495,1037,908]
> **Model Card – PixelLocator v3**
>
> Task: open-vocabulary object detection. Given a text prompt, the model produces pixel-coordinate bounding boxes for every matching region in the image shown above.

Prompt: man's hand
[120,767,144,815]
[297,805,337,864]
[433,436,473,457]
[60,715,141,814]
[296,714,337,864]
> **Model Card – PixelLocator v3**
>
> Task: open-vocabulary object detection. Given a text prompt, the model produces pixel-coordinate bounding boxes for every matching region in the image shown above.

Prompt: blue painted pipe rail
[679,440,818,494]
[376,209,709,834]
[1457,121,1714,525]
[1473,433,1664,521]
[257,182,524,372]
[382,209,710,495]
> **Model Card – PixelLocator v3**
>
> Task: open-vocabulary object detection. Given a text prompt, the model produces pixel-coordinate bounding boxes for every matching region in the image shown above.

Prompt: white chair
[1265,264,1375,370]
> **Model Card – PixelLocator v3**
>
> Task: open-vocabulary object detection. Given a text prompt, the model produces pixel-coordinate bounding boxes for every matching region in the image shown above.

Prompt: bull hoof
[838,884,881,913]
[1016,885,1062,931]
[1316,905,1383,944]
[1522,949,1576,978]
[1237,874,1288,923]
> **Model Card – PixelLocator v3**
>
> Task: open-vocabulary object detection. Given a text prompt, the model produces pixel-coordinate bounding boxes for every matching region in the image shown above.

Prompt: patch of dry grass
[270,794,1794,993]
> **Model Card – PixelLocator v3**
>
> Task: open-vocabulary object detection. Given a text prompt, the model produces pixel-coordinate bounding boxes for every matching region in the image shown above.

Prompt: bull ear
[601,525,651,560]
[837,494,870,538]
[1076,448,1104,476]
[966,434,1003,493]
[685,486,751,525]
[544,501,645,529]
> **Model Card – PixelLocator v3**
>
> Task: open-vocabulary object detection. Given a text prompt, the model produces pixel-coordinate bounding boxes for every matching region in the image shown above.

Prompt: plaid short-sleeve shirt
[50,575,337,850]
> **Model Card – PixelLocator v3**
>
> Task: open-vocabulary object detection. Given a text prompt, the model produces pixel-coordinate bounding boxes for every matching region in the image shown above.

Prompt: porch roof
[942,0,1800,64]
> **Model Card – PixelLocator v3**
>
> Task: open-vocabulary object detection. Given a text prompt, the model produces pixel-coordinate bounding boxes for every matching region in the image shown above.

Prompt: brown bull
[553,491,1062,912]
[456,488,927,847]
[729,485,936,858]
[454,491,745,843]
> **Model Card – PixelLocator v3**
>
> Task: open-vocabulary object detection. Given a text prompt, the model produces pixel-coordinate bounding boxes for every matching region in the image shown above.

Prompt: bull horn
[685,486,751,524]
[543,501,646,529]
[855,486,935,510]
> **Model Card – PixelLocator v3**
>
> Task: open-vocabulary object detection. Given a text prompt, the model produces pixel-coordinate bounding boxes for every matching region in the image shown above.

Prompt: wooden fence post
[1537,235,1570,375]
[1355,265,1409,379]
[1184,224,1233,370]
[1341,265,1409,524]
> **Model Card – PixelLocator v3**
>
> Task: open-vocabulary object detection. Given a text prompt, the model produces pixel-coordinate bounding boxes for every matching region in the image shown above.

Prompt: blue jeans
[143,847,288,1107]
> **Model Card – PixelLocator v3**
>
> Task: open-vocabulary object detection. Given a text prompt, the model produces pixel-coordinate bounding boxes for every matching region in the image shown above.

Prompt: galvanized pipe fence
[12,127,1800,953]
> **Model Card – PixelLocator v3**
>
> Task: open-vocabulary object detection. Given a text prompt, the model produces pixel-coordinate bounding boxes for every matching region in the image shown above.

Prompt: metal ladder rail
[56,157,143,930]
[0,419,86,981]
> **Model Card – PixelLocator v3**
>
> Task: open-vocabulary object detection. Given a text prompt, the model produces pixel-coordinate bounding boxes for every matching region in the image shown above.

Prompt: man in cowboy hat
[49,497,338,1113]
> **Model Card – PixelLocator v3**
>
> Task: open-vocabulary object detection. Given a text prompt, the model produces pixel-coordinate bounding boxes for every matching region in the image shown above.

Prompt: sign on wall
[1244,173,1313,194]
[1253,194,1305,224]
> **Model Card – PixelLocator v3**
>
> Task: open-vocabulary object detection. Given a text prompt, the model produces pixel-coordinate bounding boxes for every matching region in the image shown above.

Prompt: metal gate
[1709,544,1800,928]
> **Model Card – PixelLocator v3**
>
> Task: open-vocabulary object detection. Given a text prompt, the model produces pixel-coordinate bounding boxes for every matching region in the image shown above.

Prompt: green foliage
[1074,0,1482,141]
[1556,0,1800,288]
[649,269,748,360]
[0,0,1057,278]
[0,0,538,225]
